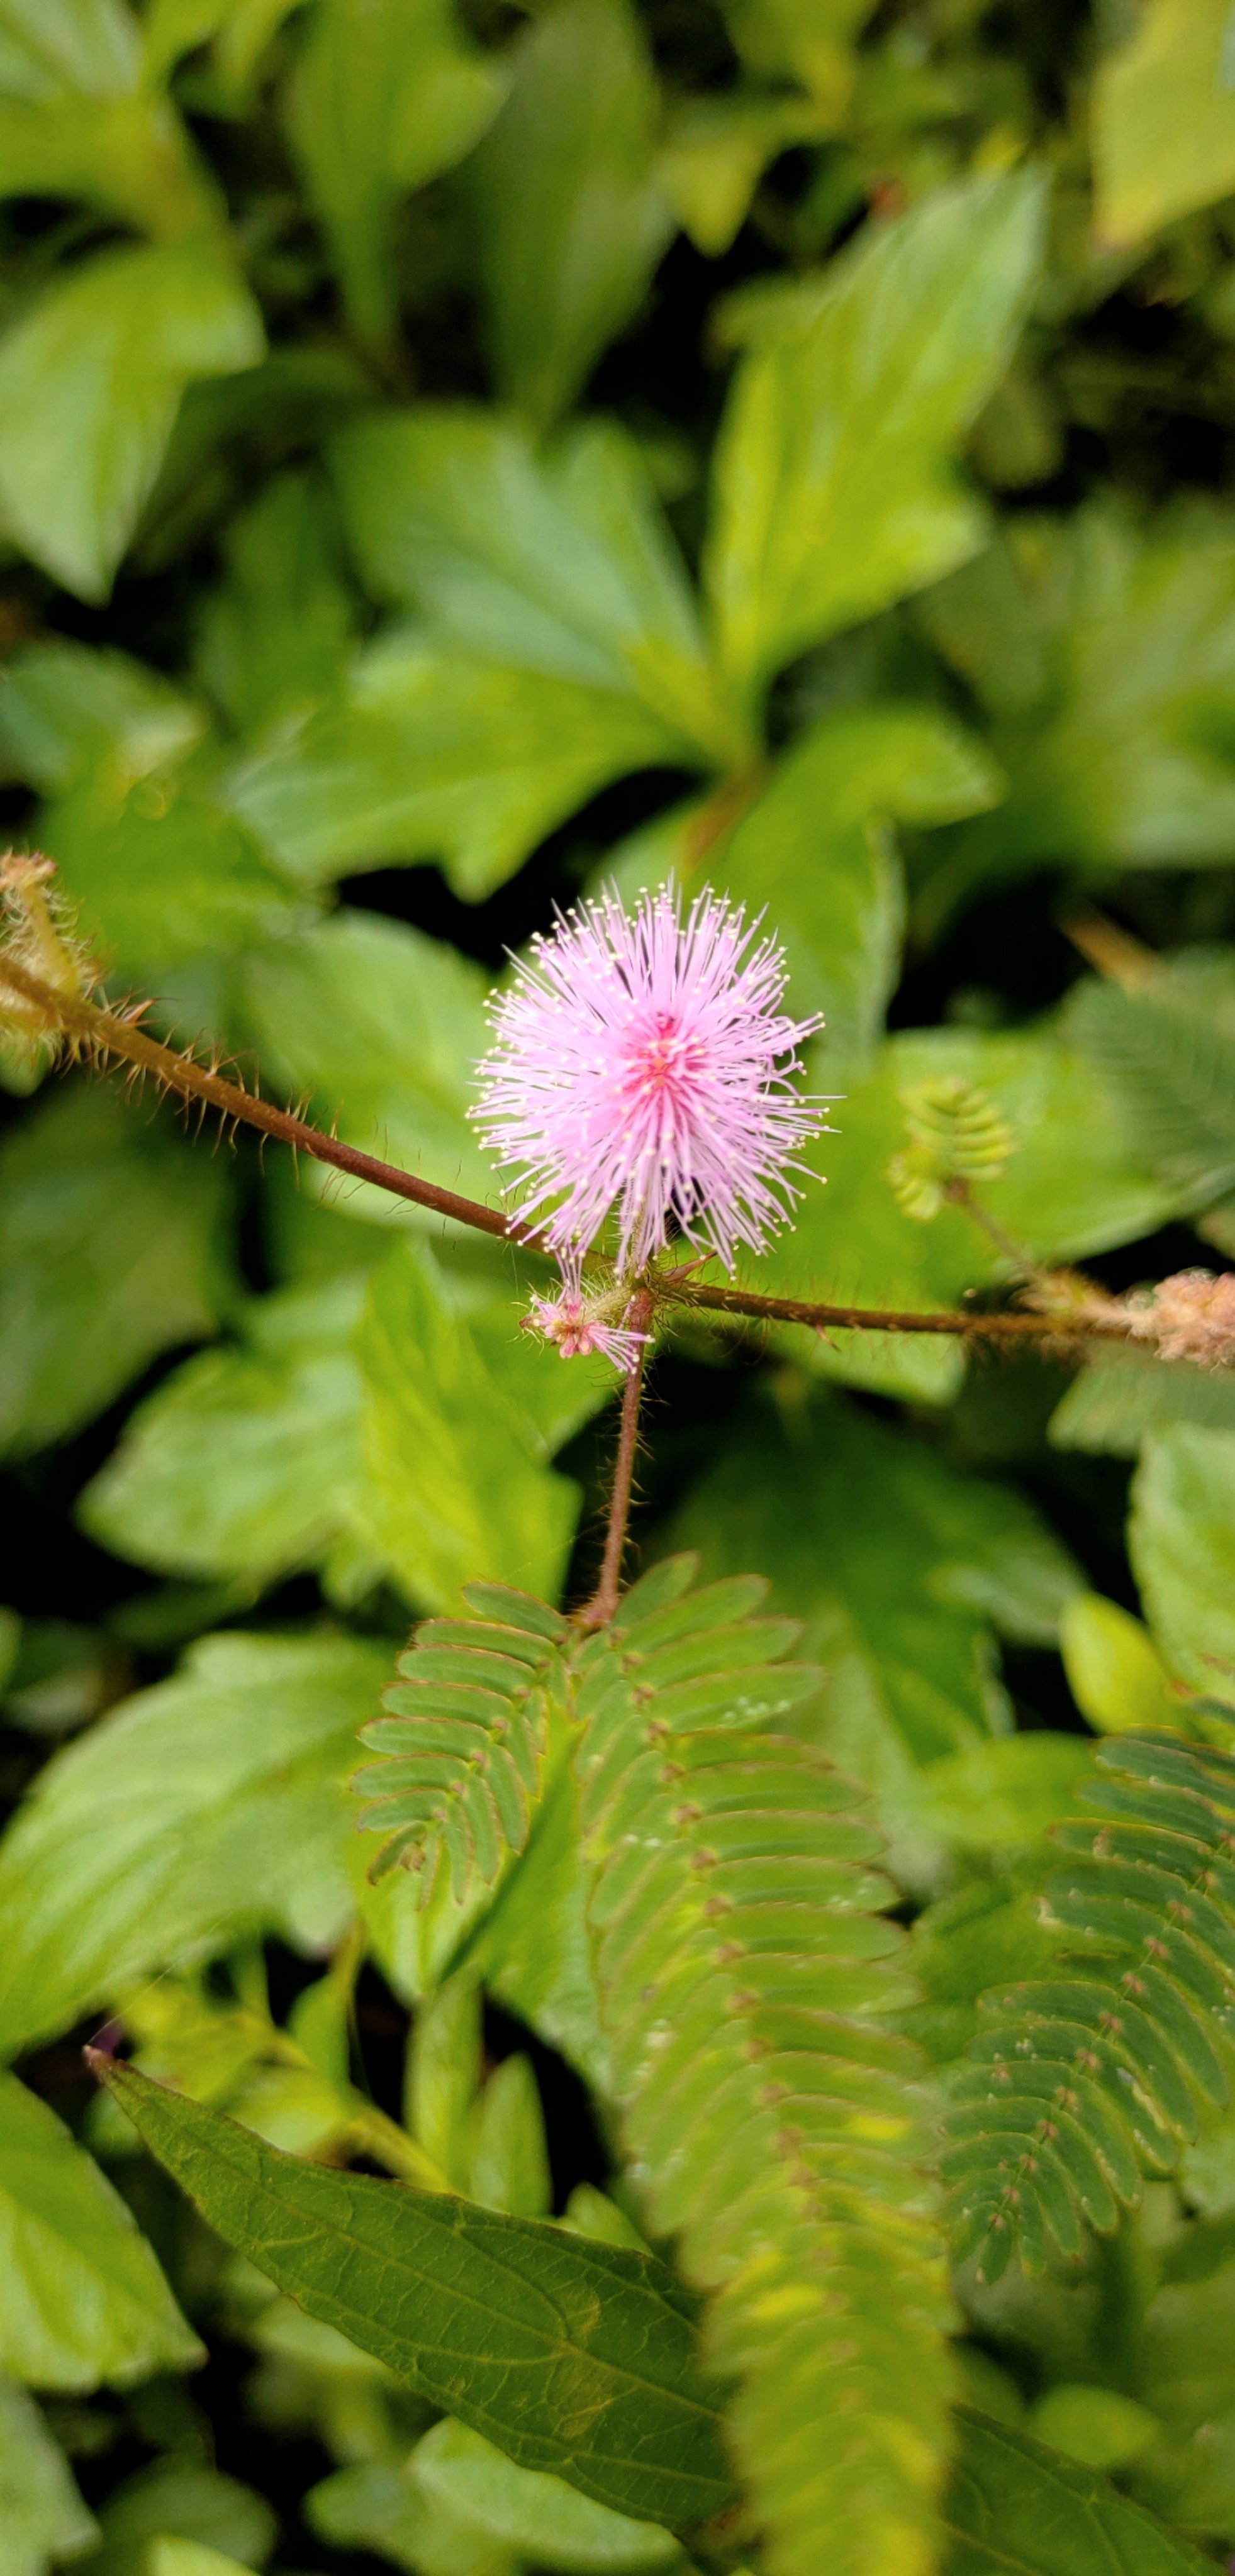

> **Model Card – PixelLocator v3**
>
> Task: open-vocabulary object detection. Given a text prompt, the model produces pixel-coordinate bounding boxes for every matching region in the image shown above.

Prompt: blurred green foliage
[5,1,1235,2572]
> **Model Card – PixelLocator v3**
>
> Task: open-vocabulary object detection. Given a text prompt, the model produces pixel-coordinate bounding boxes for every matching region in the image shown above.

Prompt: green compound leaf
[354,1584,569,1890]
[663,1394,1080,1785]
[573,1562,953,2576]
[1067,963,1235,1218]
[89,2057,735,2536]
[0,240,264,602]
[357,1558,954,2576]
[706,167,1045,703]
[943,2407,1215,2576]
[942,1735,1235,2283]
[0,2066,201,2389]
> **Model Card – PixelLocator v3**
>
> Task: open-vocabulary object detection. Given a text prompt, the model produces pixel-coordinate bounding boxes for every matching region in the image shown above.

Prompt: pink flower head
[524,1252,649,1372]
[472,884,827,1270]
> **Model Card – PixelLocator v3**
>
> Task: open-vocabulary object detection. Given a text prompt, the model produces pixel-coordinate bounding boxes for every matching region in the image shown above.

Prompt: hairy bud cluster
[0,853,96,1077]
[1127,1269,1235,1370]
[523,1253,649,1374]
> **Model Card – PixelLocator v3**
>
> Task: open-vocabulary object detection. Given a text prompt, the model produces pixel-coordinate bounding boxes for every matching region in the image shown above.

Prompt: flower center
[624,1013,704,1106]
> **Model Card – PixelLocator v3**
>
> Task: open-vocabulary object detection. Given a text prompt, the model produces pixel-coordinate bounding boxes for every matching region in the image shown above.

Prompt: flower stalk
[576,1287,656,1629]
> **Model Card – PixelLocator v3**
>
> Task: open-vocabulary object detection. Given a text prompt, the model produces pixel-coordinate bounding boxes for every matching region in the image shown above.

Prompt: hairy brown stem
[577,1291,654,1629]
[0,952,544,1249]
[2,952,1139,1347]
[673,1279,1127,1342]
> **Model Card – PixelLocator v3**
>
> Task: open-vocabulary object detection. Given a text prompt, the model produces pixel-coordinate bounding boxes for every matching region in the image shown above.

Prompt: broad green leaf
[705,169,1045,702]
[79,2460,275,2571]
[1093,0,1235,249]
[664,1391,1078,1797]
[1131,2255,1235,2530]
[1051,1345,1235,1458]
[0,2067,201,2388]
[224,631,686,898]
[919,511,1235,925]
[469,0,674,430]
[0,2375,98,2576]
[78,1276,371,1602]
[332,408,738,763]
[0,242,264,602]
[288,0,504,354]
[905,1874,1066,2068]
[0,641,202,794]
[79,1236,601,1626]
[719,0,876,104]
[143,0,231,79]
[233,906,491,1214]
[407,1971,483,2189]
[207,0,304,103]
[135,342,371,572]
[0,0,218,244]
[194,469,357,735]
[411,2419,682,2570]
[658,92,826,258]
[355,1240,581,1610]
[148,2546,253,2576]
[92,2059,735,2533]
[306,2458,509,2576]
[0,1630,389,2057]
[1131,1424,1235,1699]
[942,2407,1214,2576]
[744,1021,1184,1402]
[0,1085,229,1460]
[42,755,304,978]
[466,2057,550,2219]
[1059,1594,1182,1736]
[716,705,1002,1053]
[1030,2388,1160,2474]
[894,1735,1092,1851]
[0,0,141,91]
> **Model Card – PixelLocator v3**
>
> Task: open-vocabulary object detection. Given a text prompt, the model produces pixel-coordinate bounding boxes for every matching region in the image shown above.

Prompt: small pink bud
[525,1253,649,1373]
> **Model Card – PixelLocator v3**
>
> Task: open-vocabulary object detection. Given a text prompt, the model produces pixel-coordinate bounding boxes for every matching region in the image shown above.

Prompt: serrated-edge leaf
[89,2058,734,2533]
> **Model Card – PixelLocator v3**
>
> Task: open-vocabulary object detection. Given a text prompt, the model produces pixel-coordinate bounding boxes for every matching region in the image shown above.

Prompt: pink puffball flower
[472,884,828,1271]
[524,1252,649,1373]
